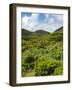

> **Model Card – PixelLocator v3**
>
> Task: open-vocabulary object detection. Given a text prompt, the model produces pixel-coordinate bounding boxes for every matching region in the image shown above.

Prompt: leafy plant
[21,27,63,77]
[35,60,63,76]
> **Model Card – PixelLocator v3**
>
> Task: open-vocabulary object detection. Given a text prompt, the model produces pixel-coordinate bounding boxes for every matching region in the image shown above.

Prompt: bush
[54,67,63,75]
[35,60,48,76]
[22,53,36,71]
[35,60,63,76]
[21,28,63,77]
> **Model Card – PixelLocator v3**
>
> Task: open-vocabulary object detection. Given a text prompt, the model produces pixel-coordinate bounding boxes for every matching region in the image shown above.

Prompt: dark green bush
[22,53,36,71]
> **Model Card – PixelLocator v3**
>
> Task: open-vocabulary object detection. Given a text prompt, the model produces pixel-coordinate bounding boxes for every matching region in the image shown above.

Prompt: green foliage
[35,60,63,76]
[22,53,35,70]
[54,67,63,75]
[21,27,63,77]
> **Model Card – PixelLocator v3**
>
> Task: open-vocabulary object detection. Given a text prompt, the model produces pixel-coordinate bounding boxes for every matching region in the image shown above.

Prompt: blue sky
[21,12,63,32]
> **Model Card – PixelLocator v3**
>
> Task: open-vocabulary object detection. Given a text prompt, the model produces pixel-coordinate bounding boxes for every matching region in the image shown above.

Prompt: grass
[22,70,35,77]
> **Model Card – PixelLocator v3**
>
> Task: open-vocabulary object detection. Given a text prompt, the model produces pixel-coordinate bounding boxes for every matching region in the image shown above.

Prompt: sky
[21,12,63,32]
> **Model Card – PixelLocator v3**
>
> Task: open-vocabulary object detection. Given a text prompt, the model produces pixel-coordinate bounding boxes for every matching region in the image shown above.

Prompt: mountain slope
[22,29,32,36]
[21,26,63,77]
[55,27,63,32]
[22,29,50,37]
[35,30,50,35]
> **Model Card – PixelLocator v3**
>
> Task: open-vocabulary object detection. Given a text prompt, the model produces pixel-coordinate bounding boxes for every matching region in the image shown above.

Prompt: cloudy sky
[21,12,63,32]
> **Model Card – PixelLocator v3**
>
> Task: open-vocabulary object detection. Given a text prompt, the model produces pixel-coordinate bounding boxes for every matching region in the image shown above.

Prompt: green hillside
[21,27,63,77]
[22,29,50,37]
[22,29,32,36]
[35,30,50,35]
[55,27,63,32]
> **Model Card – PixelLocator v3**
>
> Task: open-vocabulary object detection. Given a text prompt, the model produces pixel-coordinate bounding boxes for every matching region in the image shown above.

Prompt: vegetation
[21,27,63,77]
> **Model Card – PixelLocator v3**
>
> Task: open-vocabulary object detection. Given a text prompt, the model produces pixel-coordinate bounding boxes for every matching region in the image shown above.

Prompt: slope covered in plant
[21,27,63,77]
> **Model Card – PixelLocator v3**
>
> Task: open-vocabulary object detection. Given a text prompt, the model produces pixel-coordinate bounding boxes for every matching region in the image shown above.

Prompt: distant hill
[22,27,63,37]
[55,27,63,32]
[22,29,50,37]
[49,26,63,42]
[22,29,32,36]
[35,30,50,35]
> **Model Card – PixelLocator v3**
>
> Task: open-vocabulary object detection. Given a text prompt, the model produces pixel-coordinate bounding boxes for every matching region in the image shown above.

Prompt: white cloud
[22,13,63,32]
[22,13,39,32]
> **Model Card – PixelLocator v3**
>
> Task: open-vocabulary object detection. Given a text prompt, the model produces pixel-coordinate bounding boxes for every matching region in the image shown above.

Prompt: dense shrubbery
[35,60,63,76]
[54,66,63,75]
[21,28,63,77]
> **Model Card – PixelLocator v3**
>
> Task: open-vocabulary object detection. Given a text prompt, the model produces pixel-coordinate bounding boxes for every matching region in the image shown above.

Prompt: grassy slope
[21,27,63,77]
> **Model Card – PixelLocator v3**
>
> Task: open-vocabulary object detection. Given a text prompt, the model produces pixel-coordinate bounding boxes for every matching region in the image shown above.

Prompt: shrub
[35,60,63,76]
[54,67,63,75]
[35,60,48,76]
[22,53,36,71]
